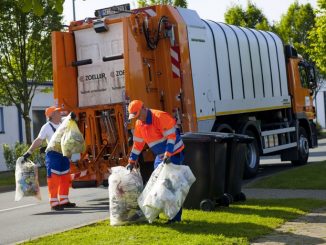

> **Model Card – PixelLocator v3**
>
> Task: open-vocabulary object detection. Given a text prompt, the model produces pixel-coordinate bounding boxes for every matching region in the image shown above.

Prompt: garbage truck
[51,4,318,186]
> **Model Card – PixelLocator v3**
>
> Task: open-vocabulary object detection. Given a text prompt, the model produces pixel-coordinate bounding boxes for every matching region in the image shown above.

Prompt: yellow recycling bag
[61,119,85,157]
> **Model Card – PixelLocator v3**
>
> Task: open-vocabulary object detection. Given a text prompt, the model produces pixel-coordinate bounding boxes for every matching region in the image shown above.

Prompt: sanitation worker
[126,100,185,224]
[22,106,76,211]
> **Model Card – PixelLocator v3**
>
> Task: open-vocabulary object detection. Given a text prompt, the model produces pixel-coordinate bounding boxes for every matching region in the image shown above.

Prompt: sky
[63,0,318,25]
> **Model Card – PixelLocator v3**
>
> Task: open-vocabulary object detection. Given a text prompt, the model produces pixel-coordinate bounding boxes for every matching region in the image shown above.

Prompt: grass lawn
[0,167,47,188]
[22,198,326,245]
[246,161,326,189]
[318,131,326,139]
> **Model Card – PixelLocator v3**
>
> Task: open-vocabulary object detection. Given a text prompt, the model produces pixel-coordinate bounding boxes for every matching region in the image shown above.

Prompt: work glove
[163,154,171,164]
[22,151,32,162]
[39,146,46,154]
[70,111,77,120]
[126,163,134,171]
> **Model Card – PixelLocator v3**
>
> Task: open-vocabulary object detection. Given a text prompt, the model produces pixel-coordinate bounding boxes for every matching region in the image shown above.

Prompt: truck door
[74,22,125,108]
[289,59,315,119]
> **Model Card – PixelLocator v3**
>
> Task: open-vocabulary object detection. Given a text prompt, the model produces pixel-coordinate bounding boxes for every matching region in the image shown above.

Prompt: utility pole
[72,0,76,21]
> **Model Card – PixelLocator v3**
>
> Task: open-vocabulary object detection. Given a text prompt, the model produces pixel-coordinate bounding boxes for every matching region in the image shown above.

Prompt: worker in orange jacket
[23,106,76,211]
[126,100,185,224]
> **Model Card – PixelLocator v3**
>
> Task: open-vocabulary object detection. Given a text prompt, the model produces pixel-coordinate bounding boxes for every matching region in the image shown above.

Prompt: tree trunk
[23,115,32,144]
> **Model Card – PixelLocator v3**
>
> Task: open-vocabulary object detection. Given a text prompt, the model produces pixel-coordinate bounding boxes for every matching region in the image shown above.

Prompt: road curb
[15,217,108,244]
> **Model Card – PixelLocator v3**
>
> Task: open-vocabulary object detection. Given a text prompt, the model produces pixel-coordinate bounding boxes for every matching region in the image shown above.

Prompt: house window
[32,110,46,139]
[0,107,4,133]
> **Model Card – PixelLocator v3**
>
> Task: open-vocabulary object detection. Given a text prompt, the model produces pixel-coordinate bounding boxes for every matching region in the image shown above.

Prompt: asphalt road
[0,138,325,244]
[0,186,109,245]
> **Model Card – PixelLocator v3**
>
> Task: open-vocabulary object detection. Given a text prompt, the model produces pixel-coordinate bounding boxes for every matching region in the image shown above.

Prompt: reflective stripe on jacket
[129,109,184,163]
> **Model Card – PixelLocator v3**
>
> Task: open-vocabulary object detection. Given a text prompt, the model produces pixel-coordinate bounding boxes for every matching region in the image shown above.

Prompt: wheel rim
[299,135,309,155]
[246,143,257,168]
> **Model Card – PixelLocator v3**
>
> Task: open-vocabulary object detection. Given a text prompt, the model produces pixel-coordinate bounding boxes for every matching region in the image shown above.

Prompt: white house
[315,81,326,129]
[0,84,54,171]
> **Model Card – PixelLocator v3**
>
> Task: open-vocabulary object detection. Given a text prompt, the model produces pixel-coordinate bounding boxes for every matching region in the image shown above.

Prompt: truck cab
[286,45,317,120]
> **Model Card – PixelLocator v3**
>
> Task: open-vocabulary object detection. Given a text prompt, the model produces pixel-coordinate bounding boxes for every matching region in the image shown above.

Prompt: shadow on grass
[150,208,325,244]
[217,205,302,220]
[252,230,326,245]
[158,220,273,238]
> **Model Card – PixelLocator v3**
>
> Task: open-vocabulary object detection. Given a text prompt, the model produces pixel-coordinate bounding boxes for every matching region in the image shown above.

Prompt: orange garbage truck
[51,4,318,186]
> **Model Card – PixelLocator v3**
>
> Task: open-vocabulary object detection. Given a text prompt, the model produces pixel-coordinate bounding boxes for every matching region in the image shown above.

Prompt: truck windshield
[298,62,309,89]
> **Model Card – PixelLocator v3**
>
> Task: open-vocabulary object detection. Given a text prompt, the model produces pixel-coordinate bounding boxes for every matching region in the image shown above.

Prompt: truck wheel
[243,131,260,179]
[292,127,309,166]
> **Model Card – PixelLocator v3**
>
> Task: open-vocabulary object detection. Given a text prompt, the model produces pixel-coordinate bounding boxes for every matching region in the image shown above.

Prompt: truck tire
[243,131,260,179]
[292,127,309,166]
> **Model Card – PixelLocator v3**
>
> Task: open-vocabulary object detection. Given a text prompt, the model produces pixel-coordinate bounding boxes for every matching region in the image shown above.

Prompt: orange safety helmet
[45,106,62,118]
[128,100,143,119]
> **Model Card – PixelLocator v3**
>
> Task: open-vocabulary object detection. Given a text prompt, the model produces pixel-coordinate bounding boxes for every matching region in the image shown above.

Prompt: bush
[2,142,45,170]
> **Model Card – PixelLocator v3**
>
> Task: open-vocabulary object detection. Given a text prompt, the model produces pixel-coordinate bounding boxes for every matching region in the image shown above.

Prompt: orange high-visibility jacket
[129,109,184,163]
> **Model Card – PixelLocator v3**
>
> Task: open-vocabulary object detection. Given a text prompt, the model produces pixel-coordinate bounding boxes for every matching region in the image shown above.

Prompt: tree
[224,2,271,30]
[308,0,326,75]
[173,0,187,7]
[275,1,315,60]
[21,0,64,16]
[138,0,187,8]
[0,0,62,144]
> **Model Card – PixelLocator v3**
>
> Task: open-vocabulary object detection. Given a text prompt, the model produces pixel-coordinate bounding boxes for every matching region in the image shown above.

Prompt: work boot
[61,202,76,208]
[51,205,64,211]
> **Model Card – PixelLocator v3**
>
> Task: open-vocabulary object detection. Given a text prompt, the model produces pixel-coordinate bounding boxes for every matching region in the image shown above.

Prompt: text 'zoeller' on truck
[51,4,318,186]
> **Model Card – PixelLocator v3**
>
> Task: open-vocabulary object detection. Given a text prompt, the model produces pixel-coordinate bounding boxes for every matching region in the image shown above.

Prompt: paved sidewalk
[243,188,326,245]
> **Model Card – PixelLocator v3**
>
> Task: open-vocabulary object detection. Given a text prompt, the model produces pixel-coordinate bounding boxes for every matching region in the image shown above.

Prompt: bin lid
[232,134,254,143]
[181,133,211,142]
[182,132,254,143]
[182,132,234,143]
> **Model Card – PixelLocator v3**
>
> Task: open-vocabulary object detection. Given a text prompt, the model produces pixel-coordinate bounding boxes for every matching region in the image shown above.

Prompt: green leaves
[308,1,326,75]
[0,0,62,143]
[137,0,187,8]
[224,2,271,30]
[275,2,315,60]
[20,0,64,16]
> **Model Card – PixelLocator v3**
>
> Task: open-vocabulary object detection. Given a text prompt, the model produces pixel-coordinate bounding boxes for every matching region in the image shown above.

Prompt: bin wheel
[226,193,234,203]
[219,194,231,207]
[236,192,246,202]
[200,199,215,211]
